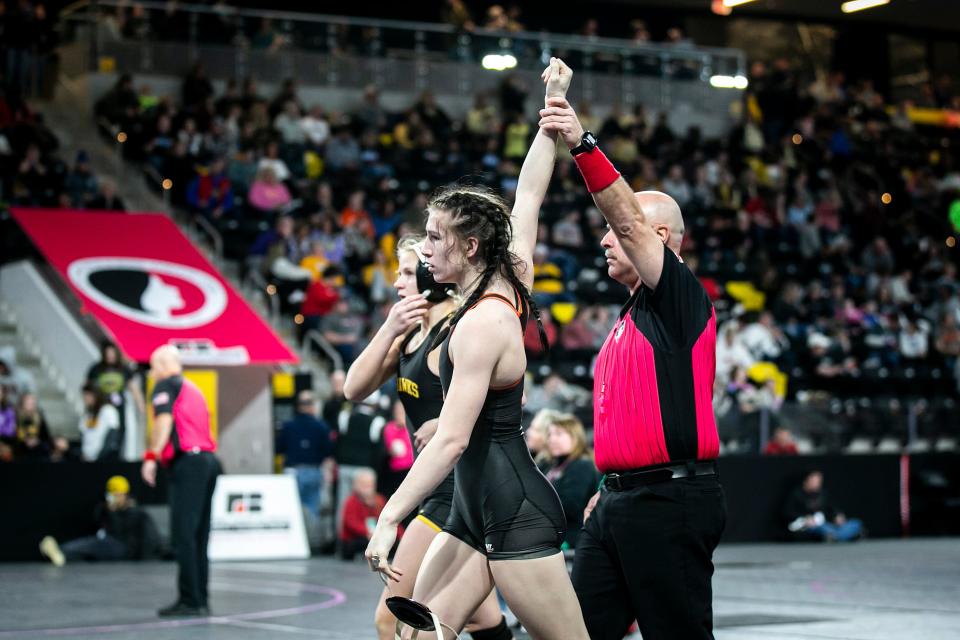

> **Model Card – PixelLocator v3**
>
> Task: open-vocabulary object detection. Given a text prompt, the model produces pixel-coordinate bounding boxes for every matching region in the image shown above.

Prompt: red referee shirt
[593,245,719,473]
[152,375,216,465]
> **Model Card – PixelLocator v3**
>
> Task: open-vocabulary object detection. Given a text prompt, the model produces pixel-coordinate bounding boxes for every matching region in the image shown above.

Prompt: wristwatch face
[584,132,597,149]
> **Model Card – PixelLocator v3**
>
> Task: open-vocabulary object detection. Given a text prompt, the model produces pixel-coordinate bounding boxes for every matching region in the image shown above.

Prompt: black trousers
[571,474,727,640]
[169,452,221,608]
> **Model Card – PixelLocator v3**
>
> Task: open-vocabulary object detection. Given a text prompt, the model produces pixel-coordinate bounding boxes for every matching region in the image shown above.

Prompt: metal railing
[58,0,746,124]
[301,329,344,374]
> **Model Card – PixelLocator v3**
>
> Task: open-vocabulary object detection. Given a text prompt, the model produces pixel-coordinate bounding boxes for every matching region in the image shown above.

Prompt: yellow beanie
[106,475,130,495]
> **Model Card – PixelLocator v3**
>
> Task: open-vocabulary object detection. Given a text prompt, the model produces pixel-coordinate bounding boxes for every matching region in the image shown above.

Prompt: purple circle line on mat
[0,583,347,638]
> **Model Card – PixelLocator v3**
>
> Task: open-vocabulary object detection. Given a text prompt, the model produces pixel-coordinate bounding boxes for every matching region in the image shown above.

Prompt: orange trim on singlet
[467,292,523,317]
[489,376,524,391]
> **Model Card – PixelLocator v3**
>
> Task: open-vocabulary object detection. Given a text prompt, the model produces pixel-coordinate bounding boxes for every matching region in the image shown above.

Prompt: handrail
[244,269,280,325]
[302,329,344,373]
[60,0,744,66]
[194,214,224,262]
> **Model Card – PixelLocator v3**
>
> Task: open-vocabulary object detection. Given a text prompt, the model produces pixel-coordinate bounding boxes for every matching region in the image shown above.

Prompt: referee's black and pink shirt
[593,244,719,473]
[151,375,216,465]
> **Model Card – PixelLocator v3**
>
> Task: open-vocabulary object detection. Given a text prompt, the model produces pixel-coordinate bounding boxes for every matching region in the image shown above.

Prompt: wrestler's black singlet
[439,288,566,560]
[397,320,456,530]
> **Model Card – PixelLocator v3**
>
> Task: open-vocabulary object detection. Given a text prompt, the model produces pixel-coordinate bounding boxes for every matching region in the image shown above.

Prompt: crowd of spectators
[92,50,960,453]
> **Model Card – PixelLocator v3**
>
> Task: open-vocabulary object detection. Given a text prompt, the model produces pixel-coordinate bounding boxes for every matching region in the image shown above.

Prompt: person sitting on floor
[783,470,863,542]
[39,475,162,566]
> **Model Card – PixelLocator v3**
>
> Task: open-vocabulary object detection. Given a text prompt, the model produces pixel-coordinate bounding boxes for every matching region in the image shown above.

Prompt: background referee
[539,70,726,640]
[141,345,221,618]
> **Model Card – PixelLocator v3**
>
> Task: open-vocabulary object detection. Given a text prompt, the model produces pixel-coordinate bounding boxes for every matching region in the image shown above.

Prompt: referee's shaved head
[635,191,685,253]
[150,345,183,380]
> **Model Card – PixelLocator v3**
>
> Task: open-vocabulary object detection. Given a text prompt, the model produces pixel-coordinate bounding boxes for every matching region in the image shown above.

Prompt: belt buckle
[606,473,623,491]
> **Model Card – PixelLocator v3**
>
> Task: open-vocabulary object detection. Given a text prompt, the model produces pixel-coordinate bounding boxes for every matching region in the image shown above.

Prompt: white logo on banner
[208,474,310,561]
[67,257,228,329]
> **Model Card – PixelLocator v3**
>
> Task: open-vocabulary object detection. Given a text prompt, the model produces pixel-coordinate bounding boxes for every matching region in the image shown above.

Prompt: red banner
[12,208,298,365]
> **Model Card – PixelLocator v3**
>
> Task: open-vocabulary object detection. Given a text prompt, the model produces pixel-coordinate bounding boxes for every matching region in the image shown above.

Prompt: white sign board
[208,474,310,560]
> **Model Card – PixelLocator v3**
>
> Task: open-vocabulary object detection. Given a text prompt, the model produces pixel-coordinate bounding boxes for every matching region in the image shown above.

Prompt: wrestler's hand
[542,56,573,100]
[539,96,585,149]
[383,294,429,339]
[414,418,439,451]
[583,491,600,523]
[365,520,403,583]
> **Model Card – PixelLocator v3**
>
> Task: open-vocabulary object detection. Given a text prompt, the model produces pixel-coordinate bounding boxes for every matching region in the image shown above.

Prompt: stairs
[0,303,81,439]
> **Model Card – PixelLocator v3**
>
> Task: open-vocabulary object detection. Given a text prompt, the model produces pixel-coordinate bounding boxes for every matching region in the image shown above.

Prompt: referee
[540,71,726,640]
[141,345,221,618]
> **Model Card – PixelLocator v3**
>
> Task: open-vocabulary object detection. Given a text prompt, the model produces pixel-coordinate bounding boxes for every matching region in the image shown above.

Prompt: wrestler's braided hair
[428,185,548,351]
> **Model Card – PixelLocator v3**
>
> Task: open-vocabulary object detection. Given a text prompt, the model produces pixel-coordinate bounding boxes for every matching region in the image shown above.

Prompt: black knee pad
[470,616,513,640]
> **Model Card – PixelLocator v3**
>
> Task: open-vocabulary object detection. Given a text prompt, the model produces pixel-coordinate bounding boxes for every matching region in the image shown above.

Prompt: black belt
[604,460,718,492]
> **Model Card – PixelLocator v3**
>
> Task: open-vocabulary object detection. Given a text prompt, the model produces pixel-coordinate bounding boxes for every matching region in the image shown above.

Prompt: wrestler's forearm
[379,433,463,525]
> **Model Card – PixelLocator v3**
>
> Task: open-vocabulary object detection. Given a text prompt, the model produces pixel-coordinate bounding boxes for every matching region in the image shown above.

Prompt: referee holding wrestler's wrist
[141,345,222,618]
[540,68,726,640]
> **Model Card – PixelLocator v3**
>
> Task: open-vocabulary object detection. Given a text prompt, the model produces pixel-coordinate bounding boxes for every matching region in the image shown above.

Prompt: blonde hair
[549,413,591,461]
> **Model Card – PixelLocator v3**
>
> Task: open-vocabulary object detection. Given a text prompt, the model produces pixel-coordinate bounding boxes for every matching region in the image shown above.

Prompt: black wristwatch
[570,131,598,156]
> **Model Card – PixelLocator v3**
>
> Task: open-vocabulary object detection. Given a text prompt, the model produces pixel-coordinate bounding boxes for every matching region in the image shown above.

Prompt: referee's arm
[141,412,173,487]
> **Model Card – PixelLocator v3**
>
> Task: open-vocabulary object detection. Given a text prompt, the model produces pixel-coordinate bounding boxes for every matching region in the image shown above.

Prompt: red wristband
[573,147,621,193]
[143,450,157,462]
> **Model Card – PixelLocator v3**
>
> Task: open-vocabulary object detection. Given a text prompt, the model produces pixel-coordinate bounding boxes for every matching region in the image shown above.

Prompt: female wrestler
[344,241,510,640]
[365,59,589,640]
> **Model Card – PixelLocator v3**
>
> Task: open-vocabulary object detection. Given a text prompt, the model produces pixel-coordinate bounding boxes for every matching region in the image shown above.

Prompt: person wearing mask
[276,390,334,533]
[80,384,121,461]
[39,476,161,566]
[542,414,601,548]
[783,470,863,542]
[141,346,221,617]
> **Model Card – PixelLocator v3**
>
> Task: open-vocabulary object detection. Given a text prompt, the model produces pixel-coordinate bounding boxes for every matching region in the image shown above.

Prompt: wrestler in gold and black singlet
[439,288,566,560]
[397,319,457,532]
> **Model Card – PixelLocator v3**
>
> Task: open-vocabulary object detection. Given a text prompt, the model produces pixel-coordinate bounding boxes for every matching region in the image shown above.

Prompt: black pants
[169,452,221,608]
[571,475,727,640]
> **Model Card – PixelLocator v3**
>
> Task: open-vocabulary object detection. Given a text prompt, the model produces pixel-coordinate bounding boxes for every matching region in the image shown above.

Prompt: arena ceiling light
[841,0,890,13]
[722,0,760,7]
[710,74,749,89]
[481,53,518,71]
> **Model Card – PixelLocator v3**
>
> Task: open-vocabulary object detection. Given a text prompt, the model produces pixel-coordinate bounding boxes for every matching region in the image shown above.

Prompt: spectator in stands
[187,157,233,220]
[525,372,591,415]
[274,100,307,146]
[935,313,960,370]
[783,470,863,542]
[86,341,145,425]
[335,391,386,531]
[248,166,292,214]
[301,265,343,337]
[39,475,161,566]
[525,408,559,471]
[14,392,53,461]
[379,400,414,498]
[764,426,799,456]
[257,140,291,182]
[94,74,139,128]
[0,346,35,400]
[542,413,600,548]
[322,298,365,367]
[739,311,790,363]
[531,243,566,307]
[79,383,121,462]
[181,63,213,111]
[325,126,361,175]
[0,384,15,444]
[899,315,931,362]
[339,468,391,561]
[64,150,98,208]
[276,390,334,533]
[339,189,374,239]
[443,0,475,32]
[301,105,330,149]
[88,178,127,211]
[16,142,55,205]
